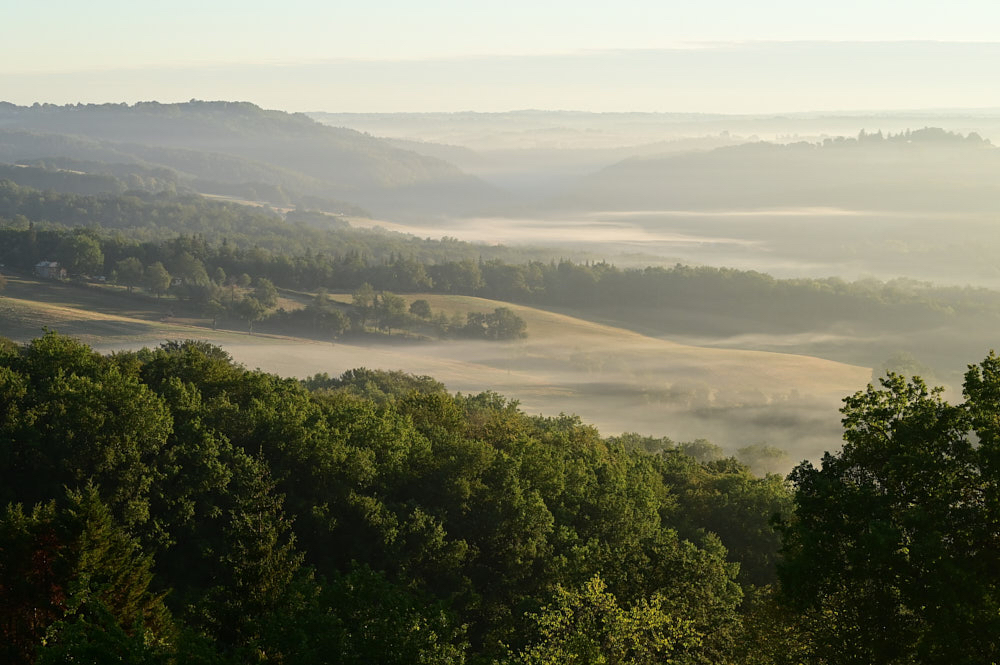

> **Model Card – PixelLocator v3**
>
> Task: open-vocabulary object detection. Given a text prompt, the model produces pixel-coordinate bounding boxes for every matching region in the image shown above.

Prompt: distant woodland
[2,186,1000,354]
[564,128,1000,213]
[0,101,506,219]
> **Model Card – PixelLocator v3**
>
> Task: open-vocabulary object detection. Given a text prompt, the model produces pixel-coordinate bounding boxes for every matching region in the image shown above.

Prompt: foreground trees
[0,333,755,664]
[5,332,997,663]
[779,357,1000,664]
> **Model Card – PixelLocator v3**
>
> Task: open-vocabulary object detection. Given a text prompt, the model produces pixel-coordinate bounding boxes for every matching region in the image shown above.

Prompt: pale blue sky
[4,1,1000,111]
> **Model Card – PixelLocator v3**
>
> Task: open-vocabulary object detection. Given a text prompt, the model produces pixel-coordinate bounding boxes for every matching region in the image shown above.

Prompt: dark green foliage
[145,261,171,298]
[57,230,103,275]
[0,333,171,527]
[657,451,793,589]
[114,255,144,293]
[234,295,266,333]
[304,366,447,401]
[253,277,279,308]
[409,297,433,319]
[463,307,528,340]
[4,216,996,361]
[2,333,897,663]
[375,291,408,334]
[778,360,1000,664]
[736,444,791,476]
[0,163,130,196]
[0,488,173,665]
[297,566,468,665]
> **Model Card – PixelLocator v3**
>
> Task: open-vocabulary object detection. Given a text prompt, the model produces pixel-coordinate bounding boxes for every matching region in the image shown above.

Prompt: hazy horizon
[6,42,1000,114]
[7,0,1000,113]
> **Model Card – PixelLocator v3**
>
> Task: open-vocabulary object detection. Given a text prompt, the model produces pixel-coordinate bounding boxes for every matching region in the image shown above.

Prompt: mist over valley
[4,101,1000,462]
[7,3,1000,660]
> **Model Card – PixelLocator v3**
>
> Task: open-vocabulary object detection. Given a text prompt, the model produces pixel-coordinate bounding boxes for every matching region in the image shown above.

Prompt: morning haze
[5,2,1000,662]
[4,97,1000,464]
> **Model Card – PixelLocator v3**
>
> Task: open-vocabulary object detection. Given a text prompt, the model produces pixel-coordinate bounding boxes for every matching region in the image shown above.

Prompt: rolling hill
[1,275,869,461]
[0,101,507,218]
[557,129,1000,213]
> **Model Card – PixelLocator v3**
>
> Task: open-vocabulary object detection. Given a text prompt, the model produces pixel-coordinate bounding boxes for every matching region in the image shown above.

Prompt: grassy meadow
[1,275,870,464]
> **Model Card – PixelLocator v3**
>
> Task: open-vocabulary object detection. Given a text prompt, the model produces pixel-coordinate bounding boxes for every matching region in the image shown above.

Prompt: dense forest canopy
[0,334,777,663]
[1,333,997,663]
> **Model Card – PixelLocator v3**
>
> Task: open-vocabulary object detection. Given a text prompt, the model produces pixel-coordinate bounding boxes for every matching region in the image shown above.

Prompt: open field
[1,277,871,462]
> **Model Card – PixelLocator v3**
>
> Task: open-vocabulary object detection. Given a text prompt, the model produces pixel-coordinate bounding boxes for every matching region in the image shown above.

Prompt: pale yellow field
[2,282,870,461]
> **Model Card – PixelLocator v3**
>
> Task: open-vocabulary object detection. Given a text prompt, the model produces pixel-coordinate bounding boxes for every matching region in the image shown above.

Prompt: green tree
[236,296,266,334]
[293,566,467,665]
[352,282,376,328]
[203,298,227,329]
[58,233,104,276]
[171,251,210,287]
[871,350,935,385]
[115,257,144,294]
[1,488,174,665]
[735,444,790,476]
[779,363,1000,664]
[324,308,350,339]
[409,298,432,319]
[145,262,171,300]
[509,575,702,665]
[487,307,527,340]
[0,333,173,528]
[678,439,724,463]
[254,277,279,309]
[377,291,407,335]
[463,308,527,340]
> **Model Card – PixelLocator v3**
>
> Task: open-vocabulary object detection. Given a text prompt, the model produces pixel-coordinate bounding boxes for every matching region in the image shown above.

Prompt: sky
[4,1,1000,113]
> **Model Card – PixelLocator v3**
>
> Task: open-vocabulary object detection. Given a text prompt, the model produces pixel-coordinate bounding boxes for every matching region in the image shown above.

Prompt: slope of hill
[558,129,1000,213]
[1,275,869,460]
[0,101,507,218]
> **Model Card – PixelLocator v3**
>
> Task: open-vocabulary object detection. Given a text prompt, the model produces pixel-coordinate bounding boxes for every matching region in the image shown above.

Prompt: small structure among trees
[33,261,66,280]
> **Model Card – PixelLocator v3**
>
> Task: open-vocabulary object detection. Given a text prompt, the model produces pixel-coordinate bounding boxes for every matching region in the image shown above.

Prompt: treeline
[567,127,1000,213]
[0,334,789,664]
[5,222,1000,338]
[0,180,555,264]
[0,222,530,341]
[2,158,373,217]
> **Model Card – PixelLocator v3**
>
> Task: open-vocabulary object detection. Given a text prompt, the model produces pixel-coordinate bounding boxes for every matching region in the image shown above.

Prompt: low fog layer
[99,315,869,465]
[353,208,1000,289]
[233,335,867,463]
[9,103,1000,464]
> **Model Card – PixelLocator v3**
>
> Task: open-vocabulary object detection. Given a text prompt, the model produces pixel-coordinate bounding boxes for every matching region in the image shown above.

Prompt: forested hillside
[0,101,506,218]
[562,128,1000,212]
[1,334,997,663]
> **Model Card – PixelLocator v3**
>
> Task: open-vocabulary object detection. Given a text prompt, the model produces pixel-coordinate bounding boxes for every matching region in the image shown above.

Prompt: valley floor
[0,274,870,462]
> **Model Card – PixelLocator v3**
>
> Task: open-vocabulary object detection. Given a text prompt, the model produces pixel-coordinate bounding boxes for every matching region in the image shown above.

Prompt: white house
[34,261,67,280]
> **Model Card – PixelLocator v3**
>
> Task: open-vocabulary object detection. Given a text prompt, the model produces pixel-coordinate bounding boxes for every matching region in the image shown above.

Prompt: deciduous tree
[779,362,1000,664]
